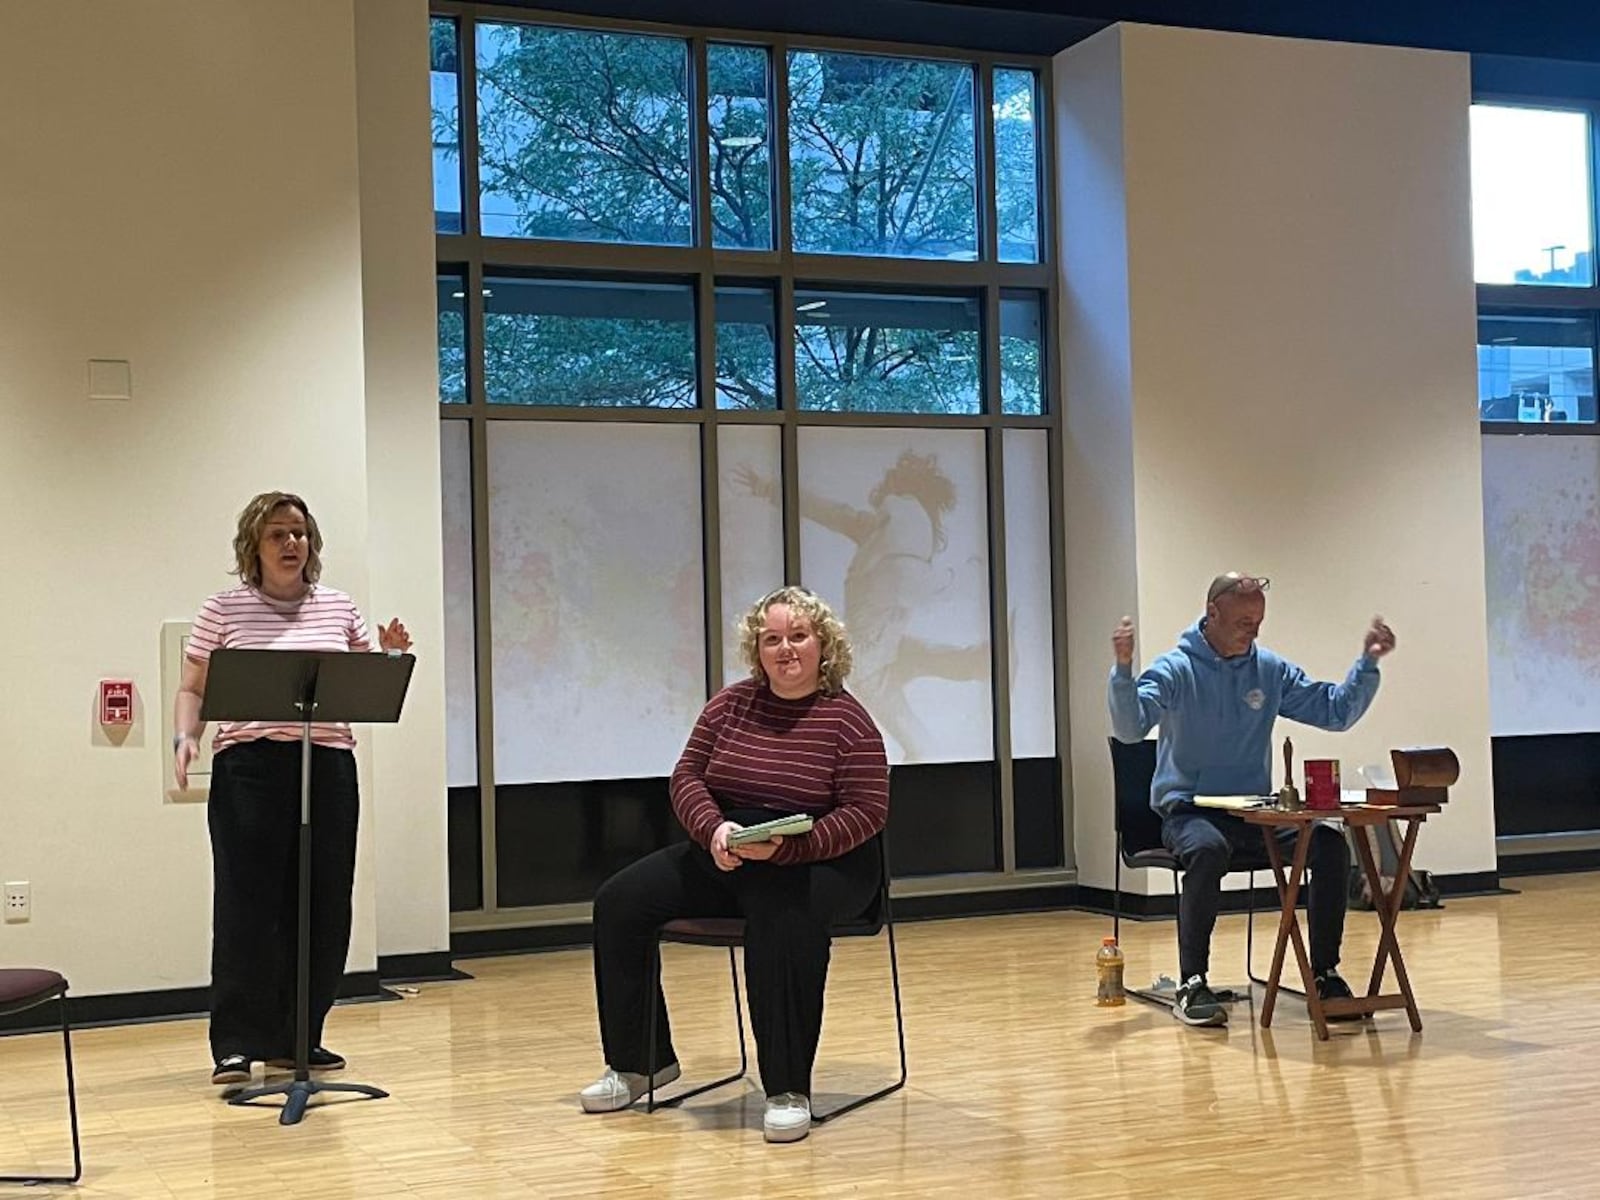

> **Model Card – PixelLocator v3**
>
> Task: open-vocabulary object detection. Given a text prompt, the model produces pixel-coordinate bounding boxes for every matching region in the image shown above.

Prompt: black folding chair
[0,969,83,1185]
[1109,737,1282,1005]
[643,833,906,1124]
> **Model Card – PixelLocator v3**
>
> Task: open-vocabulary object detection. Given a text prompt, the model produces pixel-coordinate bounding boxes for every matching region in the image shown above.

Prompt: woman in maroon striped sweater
[581,586,890,1143]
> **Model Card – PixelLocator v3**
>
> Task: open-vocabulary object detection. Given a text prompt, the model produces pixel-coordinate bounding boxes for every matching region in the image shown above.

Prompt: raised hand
[1364,616,1396,659]
[1112,616,1136,667]
[378,617,412,653]
[730,463,776,502]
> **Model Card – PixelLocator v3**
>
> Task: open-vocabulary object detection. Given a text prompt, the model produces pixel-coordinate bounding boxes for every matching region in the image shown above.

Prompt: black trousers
[207,740,359,1061]
[592,833,880,1099]
[1162,807,1349,982]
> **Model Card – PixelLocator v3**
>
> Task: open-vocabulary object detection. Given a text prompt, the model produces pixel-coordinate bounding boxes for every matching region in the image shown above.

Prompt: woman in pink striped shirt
[580,586,890,1144]
[172,492,410,1087]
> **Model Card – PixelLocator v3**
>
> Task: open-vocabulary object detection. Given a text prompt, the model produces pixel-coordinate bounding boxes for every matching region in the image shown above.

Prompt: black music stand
[200,648,414,1126]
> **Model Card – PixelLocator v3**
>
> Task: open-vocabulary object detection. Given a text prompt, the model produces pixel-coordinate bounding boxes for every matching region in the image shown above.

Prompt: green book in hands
[725,813,815,847]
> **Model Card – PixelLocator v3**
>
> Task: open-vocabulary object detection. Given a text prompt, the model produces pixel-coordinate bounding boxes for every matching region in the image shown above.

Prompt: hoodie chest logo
[1243,689,1266,711]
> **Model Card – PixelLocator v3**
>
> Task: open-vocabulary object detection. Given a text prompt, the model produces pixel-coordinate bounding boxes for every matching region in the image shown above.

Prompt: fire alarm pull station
[100,679,134,726]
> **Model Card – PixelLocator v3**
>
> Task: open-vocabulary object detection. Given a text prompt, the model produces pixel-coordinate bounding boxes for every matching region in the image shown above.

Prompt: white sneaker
[579,1062,682,1113]
[763,1092,812,1143]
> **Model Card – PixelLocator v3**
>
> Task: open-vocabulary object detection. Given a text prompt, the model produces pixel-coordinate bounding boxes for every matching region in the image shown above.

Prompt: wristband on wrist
[173,732,197,752]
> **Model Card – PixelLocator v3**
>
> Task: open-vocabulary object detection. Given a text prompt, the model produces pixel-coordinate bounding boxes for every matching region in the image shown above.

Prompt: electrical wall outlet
[4,881,29,922]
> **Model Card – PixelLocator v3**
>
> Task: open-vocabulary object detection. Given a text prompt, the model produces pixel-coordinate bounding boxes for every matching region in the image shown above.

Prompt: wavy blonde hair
[738,586,853,696]
[232,491,324,587]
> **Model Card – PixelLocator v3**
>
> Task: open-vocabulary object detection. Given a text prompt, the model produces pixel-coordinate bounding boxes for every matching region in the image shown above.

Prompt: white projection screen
[1003,429,1056,758]
[487,421,707,782]
[1482,435,1600,736]
[718,424,785,686]
[440,420,478,788]
[798,427,993,764]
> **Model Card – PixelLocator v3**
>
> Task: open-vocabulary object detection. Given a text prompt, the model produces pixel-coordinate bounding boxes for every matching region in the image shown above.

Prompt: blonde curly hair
[232,491,323,588]
[737,586,854,696]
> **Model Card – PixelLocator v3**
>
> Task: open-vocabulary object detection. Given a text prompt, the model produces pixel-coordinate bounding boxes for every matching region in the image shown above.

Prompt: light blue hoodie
[1109,618,1382,815]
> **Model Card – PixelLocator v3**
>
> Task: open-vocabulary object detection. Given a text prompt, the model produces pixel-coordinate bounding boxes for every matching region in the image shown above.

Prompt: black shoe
[1173,975,1229,1027]
[266,1046,346,1071]
[211,1054,251,1085]
[1315,970,1363,1022]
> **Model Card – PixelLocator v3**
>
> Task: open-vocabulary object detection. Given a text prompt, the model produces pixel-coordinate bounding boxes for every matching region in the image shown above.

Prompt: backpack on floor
[1345,821,1442,911]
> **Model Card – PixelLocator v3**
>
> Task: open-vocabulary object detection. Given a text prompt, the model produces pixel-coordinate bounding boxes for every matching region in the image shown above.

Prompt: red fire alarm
[99,680,134,726]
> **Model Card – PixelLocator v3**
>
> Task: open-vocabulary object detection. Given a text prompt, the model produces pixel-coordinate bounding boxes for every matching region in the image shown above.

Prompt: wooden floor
[4,872,1598,1199]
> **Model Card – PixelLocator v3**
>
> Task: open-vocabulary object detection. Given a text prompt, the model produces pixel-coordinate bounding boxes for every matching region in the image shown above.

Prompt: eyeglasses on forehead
[1207,574,1270,603]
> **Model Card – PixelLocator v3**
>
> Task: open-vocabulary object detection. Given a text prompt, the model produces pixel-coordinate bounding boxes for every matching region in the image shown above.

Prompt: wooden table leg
[1378,818,1424,1032]
[1349,826,1390,993]
[1350,817,1424,1032]
[1260,825,1326,1038]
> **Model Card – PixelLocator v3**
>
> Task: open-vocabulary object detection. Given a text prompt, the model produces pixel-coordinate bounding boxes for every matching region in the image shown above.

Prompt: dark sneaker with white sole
[211,1054,251,1085]
[1173,975,1229,1027]
[1315,969,1363,1021]
[266,1046,347,1071]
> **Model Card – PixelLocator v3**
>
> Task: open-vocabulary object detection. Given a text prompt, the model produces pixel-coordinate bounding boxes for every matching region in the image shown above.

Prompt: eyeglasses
[1207,574,1270,603]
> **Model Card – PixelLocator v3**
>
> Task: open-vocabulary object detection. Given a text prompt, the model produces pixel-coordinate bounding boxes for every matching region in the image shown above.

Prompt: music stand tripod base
[201,648,414,1127]
[229,1075,390,1126]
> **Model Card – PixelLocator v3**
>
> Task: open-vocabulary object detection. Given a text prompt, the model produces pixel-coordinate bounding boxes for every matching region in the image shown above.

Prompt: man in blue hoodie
[1108,572,1396,1027]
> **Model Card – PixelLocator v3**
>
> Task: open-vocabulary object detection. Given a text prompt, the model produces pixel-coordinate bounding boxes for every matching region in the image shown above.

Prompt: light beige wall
[1055,26,1140,891]
[1057,24,1496,887]
[354,0,450,959]
[0,0,447,993]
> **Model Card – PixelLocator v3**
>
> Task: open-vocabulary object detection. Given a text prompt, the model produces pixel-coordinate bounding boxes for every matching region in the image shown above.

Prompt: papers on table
[1193,795,1274,811]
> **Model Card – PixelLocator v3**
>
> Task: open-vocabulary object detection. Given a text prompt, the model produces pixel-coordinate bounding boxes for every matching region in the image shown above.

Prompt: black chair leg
[60,995,82,1184]
[0,991,82,1186]
[1113,852,1122,944]
[1127,872,1181,1009]
[814,916,908,1124]
[646,942,749,1113]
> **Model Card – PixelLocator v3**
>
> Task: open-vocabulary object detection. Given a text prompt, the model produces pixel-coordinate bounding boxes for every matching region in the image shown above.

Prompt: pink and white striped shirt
[186,584,372,753]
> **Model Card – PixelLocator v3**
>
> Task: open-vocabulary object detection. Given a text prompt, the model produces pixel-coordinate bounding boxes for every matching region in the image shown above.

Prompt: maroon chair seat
[0,969,67,1015]
[659,918,747,947]
[0,968,82,1185]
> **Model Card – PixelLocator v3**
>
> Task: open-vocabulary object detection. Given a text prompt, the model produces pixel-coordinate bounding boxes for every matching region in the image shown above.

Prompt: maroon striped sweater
[670,678,889,866]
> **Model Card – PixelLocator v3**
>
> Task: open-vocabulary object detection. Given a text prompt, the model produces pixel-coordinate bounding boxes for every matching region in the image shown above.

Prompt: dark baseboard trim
[1,969,392,1038]
[1437,871,1506,895]
[336,970,384,1001]
[377,950,462,982]
[454,924,594,958]
[1498,848,1600,876]
[0,985,212,1036]
[894,884,1078,922]
[1075,883,1279,921]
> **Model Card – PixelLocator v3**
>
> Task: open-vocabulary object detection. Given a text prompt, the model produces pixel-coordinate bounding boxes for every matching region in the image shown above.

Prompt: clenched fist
[1112,616,1136,668]
[1364,616,1396,660]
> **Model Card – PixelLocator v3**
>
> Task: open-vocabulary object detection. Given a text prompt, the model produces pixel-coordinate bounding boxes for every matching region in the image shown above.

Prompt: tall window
[433,10,1060,923]
[1474,99,1600,759]
[1472,101,1600,427]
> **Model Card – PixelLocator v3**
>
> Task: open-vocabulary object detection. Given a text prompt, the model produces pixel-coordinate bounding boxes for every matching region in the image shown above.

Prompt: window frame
[1475,93,1600,435]
[432,2,1066,927]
